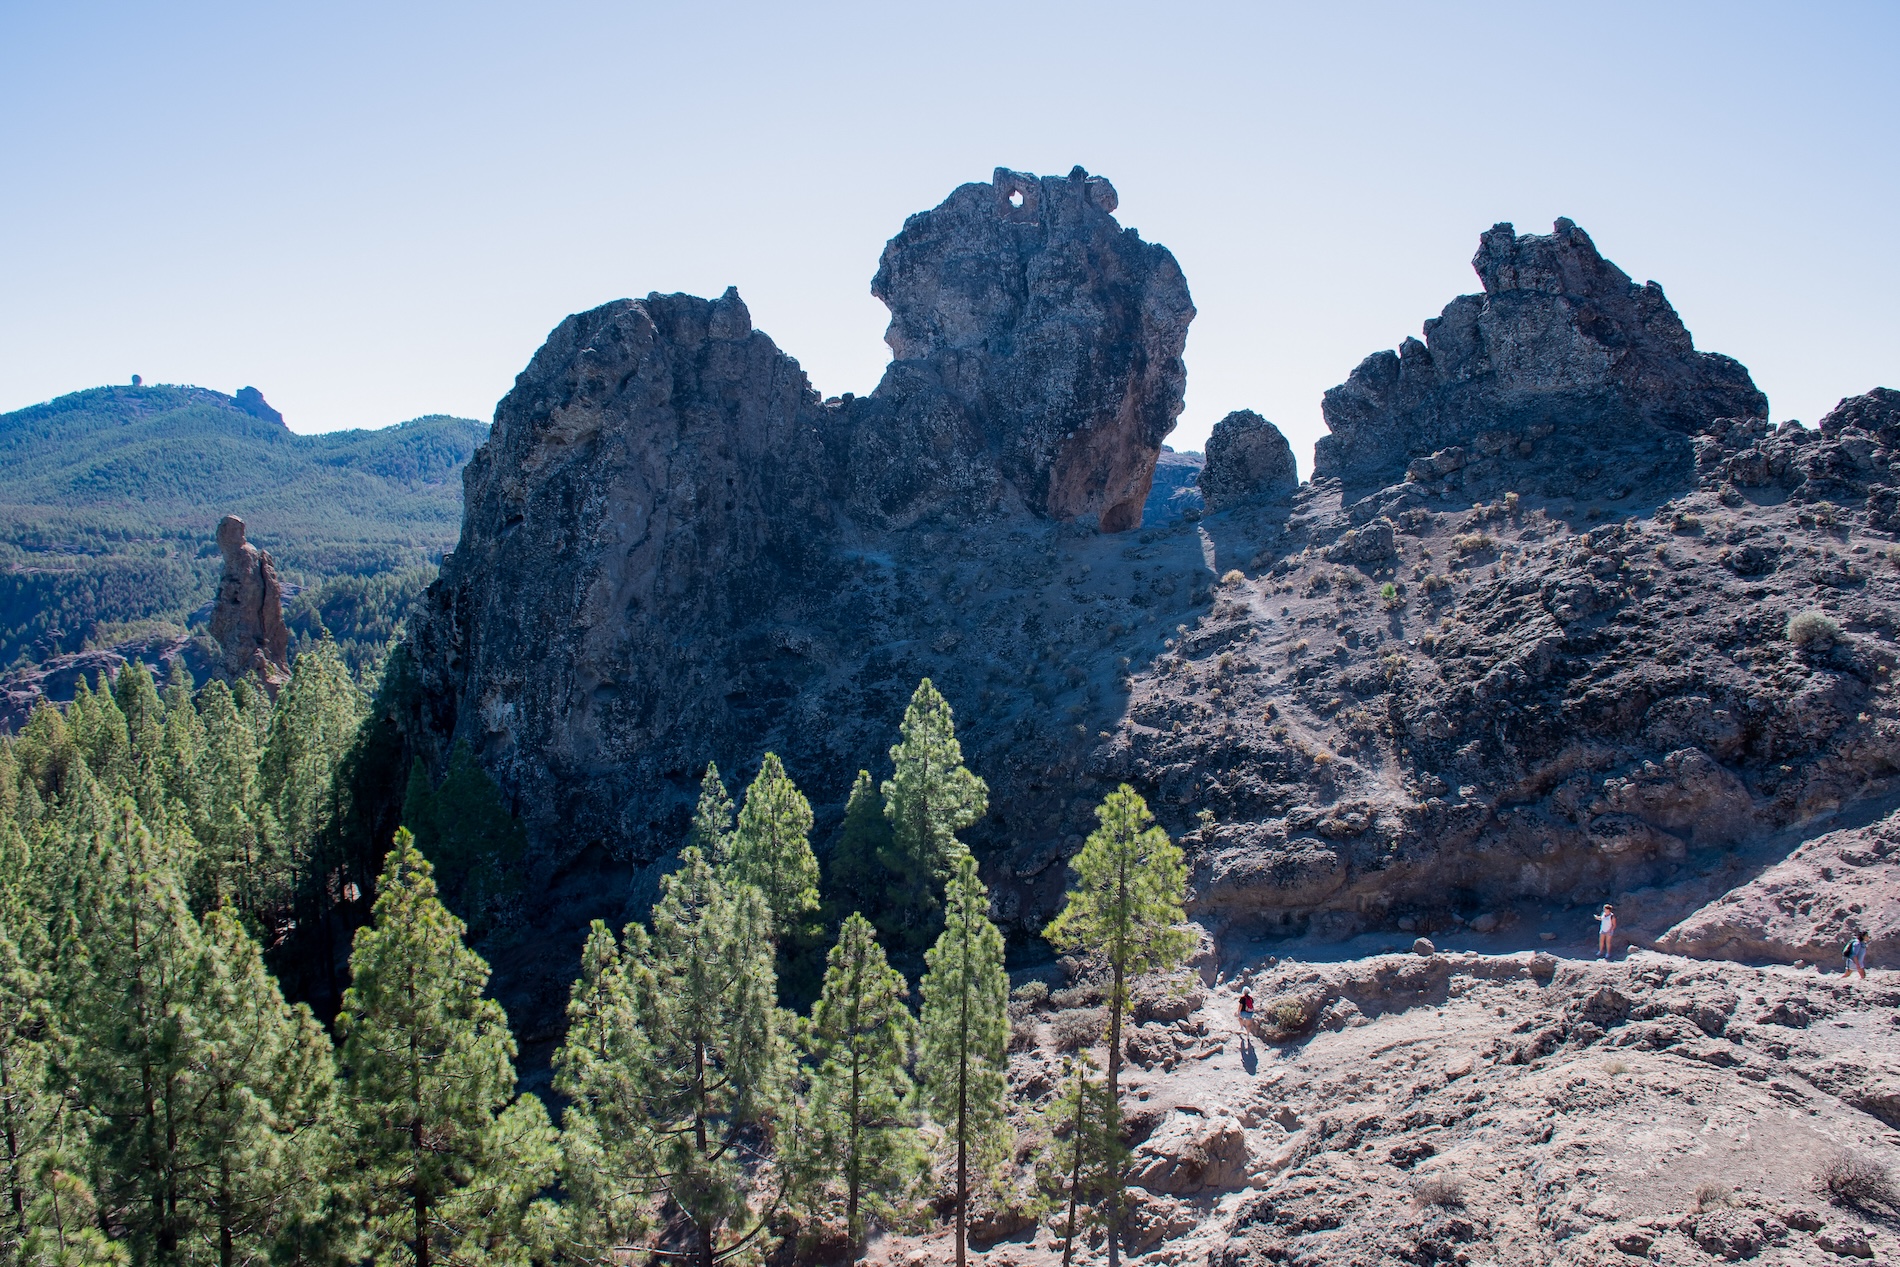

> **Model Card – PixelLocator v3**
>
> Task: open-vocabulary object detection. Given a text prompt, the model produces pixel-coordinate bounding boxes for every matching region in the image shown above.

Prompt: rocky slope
[872,946,1900,1265]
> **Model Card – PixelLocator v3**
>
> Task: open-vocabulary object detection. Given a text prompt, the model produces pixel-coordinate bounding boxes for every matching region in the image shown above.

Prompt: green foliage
[590,848,785,1266]
[686,763,734,865]
[727,754,820,936]
[824,770,890,919]
[399,742,528,938]
[1039,1055,1120,1267]
[549,921,655,1264]
[0,385,483,669]
[798,915,923,1255]
[337,831,556,1267]
[917,855,1011,1266]
[876,681,987,959]
[1044,784,1189,1267]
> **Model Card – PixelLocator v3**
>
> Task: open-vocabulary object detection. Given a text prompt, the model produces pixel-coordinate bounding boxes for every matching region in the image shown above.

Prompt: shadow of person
[1239,1028,1258,1075]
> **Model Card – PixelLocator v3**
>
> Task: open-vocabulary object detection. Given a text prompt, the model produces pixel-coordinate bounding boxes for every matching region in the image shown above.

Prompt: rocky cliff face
[209,514,290,688]
[404,184,1900,1051]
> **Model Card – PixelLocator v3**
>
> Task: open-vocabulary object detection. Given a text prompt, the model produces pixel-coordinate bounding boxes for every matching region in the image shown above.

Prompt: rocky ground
[868,945,1900,1266]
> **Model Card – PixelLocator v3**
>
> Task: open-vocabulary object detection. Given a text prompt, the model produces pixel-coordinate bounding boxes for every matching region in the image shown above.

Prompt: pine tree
[916,855,1009,1267]
[0,919,54,1264]
[337,830,556,1267]
[68,802,205,1264]
[879,681,987,956]
[617,848,783,1267]
[549,921,654,1264]
[685,764,735,865]
[192,682,266,917]
[801,915,921,1257]
[182,907,342,1267]
[725,754,819,935]
[1042,785,1189,1267]
[258,643,364,922]
[824,771,889,920]
[1040,1056,1116,1267]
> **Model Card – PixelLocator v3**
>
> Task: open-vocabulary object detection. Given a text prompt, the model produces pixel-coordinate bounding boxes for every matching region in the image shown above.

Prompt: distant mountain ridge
[0,383,485,675]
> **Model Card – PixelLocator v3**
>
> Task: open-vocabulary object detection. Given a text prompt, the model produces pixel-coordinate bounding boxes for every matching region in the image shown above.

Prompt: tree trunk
[1105,960,1124,1267]
[954,954,970,1267]
[1062,1071,1083,1267]
[414,1188,431,1267]
[846,1037,862,1258]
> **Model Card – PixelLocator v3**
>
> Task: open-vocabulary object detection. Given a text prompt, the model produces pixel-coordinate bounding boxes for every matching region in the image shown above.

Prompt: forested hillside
[0,656,1186,1266]
[0,384,484,672]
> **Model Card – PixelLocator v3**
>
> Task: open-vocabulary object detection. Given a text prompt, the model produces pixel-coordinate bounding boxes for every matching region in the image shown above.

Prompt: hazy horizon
[3,2,1895,475]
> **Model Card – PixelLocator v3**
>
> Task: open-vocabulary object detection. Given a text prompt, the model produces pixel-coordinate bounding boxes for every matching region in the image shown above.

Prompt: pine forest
[0,653,1192,1267]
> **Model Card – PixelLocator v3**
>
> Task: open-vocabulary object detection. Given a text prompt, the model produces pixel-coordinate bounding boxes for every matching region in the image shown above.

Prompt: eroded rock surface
[1199,410,1297,511]
[209,514,289,687]
[1314,218,1766,493]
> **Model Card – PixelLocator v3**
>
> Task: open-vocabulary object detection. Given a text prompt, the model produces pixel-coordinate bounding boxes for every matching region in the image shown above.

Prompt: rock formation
[232,385,284,426]
[1198,409,1298,510]
[1314,218,1766,493]
[404,169,1198,947]
[402,179,1900,1081]
[209,514,290,687]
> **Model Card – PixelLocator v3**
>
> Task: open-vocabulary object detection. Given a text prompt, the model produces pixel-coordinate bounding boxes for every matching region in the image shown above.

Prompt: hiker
[1596,904,1617,960]
[1844,930,1867,980]
[1238,990,1257,1034]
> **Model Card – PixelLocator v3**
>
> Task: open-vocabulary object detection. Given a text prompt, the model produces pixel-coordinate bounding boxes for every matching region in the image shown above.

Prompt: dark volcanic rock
[404,170,1203,989]
[1198,410,1297,511]
[866,166,1193,533]
[209,514,290,687]
[232,386,284,426]
[1314,218,1766,494]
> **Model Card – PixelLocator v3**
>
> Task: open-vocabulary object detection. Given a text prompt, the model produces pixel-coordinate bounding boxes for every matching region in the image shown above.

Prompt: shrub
[1412,1174,1464,1209]
[1786,610,1841,649]
[1048,1007,1105,1051]
[1048,983,1102,1010]
[1010,980,1049,1007]
[1694,1181,1733,1210]
[1420,573,1451,593]
[1009,1015,1042,1052]
[1260,997,1311,1037]
[1379,582,1401,609]
[1221,569,1245,585]
[1818,1152,1896,1210]
[1453,533,1493,556]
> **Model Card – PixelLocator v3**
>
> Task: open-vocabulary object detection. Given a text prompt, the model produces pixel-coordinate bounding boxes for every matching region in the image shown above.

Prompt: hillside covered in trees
[0,656,1188,1266]
[0,385,484,674]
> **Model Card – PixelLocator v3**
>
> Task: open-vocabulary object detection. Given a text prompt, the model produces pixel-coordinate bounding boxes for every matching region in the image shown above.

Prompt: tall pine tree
[337,831,555,1267]
[685,765,734,866]
[1043,785,1189,1267]
[800,915,921,1257]
[726,755,819,937]
[550,921,654,1265]
[616,848,783,1267]
[916,855,1009,1267]
[878,681,987,957]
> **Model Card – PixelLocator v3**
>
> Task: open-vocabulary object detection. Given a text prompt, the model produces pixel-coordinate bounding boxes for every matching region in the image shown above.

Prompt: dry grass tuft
[1412,1174,1464,1209]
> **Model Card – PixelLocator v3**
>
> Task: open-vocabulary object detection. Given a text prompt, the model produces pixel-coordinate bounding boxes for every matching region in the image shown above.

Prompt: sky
[2,2,1896,474]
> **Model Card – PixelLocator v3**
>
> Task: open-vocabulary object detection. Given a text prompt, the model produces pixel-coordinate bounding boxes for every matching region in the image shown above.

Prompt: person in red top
[1238,990,1256,1033]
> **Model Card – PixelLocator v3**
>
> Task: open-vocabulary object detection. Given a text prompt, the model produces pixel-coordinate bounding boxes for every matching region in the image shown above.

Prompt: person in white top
[1596,904,1616,960]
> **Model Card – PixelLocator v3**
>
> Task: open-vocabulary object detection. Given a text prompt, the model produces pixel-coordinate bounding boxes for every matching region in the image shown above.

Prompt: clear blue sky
[2,2,1895,472]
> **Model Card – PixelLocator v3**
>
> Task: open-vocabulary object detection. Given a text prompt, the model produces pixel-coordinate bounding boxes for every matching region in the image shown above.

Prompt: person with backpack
[1843,930,1867,980]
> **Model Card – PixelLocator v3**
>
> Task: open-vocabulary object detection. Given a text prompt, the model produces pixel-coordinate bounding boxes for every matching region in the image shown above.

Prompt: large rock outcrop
[1314,219,1767,492]
[209,514,289,687]
[405,169,1199,924]
[1198,409,1298,510]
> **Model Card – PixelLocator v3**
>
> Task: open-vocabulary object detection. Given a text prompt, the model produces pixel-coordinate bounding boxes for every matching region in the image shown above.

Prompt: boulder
[1199,410,1297,510]
[1125,1112,1249,1194]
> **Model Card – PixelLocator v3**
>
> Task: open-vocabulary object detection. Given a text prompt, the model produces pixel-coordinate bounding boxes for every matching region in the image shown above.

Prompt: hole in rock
[1008,189,1024,208]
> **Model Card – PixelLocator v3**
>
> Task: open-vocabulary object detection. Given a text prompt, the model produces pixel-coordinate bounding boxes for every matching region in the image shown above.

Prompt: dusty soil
[867,947,1900,1266]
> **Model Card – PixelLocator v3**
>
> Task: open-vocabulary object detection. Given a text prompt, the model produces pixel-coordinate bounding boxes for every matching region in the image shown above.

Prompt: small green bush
[1787,610,1841,649]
